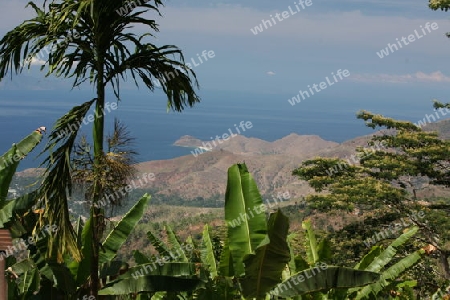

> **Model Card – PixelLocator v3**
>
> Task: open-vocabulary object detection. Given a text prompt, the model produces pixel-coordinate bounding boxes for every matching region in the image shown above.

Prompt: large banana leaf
[241,209,291,299]
[68,216,92,286]
[287,234,298,276]
[347,226,420,297]
[354,246,383,270]
[271,266,380,297]
[326,246,382,300]
[302,220,319,264]
[98,262,202,295]
[355,248,425,299]
[45,260,77,295]
[165,223,188,262]
[224,163,267,276]
[99,261,128,280]
[0,191,38,228]
[10,258,36,275]
[147,230,173,258]
[0,128,43,201]
[17,267,40,299]
[201,224,217,279]
[134,250,152,264]
[218,239,234,277]
[317,237,332,261]
[99,193,151,264]
[363,226,419,273]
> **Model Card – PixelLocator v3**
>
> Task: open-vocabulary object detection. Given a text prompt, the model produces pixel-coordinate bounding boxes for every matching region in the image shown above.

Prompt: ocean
[0,85,447,170]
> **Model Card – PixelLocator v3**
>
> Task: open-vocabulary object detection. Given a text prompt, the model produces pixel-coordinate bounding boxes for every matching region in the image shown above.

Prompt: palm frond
[106,45,200,111]
[37,99,96,262]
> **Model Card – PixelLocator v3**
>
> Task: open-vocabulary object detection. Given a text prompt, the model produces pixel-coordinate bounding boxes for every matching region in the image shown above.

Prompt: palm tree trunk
[91,55,105,297]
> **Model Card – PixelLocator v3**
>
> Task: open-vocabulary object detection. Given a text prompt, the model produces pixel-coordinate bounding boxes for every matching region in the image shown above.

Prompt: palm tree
[0,0,200,296]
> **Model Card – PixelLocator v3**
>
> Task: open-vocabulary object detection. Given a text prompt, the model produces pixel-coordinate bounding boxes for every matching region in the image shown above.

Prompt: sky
[0,0,450,103]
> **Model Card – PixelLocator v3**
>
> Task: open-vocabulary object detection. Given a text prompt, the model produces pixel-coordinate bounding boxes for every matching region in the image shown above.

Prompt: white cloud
[351,71,450,83]
[30,57,46,66]
[267,71,275,76]
[414,71,450,82]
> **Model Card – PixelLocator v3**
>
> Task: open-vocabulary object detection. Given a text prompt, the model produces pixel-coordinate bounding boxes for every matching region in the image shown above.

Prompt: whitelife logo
[288,69,350,106]
[250,0,313,35]
[56,102,118,139]
[152,50,215,88]
[376,22,439,58]
[413,107,450,129]
[116,0,149,16]
[190,121,253,157]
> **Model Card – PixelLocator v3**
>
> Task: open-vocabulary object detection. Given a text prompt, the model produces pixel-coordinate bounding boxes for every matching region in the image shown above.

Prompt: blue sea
[0,84,447,170]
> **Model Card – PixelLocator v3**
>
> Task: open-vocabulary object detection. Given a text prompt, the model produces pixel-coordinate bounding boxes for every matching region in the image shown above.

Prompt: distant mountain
[423,118,450,139]
[15,119,450,204]
[135,133,356,201]
[173,133,338,157]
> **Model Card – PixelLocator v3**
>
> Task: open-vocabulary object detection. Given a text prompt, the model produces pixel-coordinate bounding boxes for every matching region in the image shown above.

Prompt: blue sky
[1,0,450,101]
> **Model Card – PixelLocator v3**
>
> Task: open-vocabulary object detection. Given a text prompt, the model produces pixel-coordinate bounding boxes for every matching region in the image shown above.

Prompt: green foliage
[6,193,199,299]
[0,128,43,201]
[39,100,95,262]
[350,227,425,299]
[302,220,320,264]
[293,159,405,212]
[223,163,267,276]
[201,225,217,279]
[164,223,188,262]
[99,194,151,264]
[293,106,450,296]
[354,248,425,299]
[99,263,202,295]
[272,266,379,298]
[241,210,291,299]
[295,109,450,212]
[0,129,46,299]
[429,0,450,11]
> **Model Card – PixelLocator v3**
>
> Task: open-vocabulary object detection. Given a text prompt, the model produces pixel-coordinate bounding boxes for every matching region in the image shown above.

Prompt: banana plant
[98,219,203,297]
[274,221,426,299]
[0,127,45,224]
[8,193,203,298]
[0,127,54,299]
[107,222,208,299]
[270,219,378,299]
[0,127,44,196]
[130,222,240,299]
[351,226,426,300]
[0,127,50,242]
[218,163,381,299]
